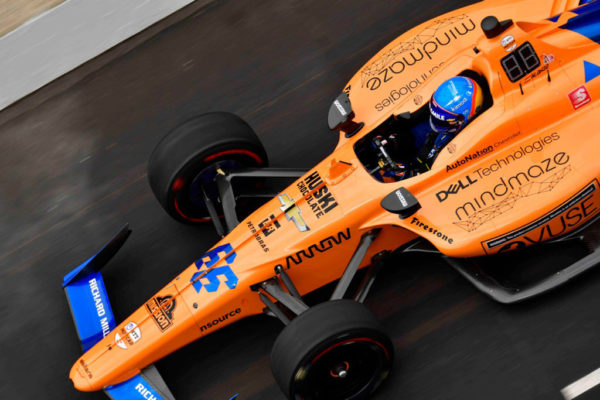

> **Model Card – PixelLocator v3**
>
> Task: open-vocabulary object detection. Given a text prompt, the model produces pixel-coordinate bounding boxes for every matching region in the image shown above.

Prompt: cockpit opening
[353,70,492,182]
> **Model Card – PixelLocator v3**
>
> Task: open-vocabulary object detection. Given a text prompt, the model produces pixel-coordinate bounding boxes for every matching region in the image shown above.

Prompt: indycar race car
[64,0,600,399]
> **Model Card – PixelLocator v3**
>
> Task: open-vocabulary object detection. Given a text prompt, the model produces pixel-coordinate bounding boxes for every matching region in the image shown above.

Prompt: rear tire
[270,300,393,400]
[148,112,268,224]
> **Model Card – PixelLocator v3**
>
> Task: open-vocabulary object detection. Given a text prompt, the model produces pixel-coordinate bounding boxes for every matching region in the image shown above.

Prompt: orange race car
[64,0,600,399]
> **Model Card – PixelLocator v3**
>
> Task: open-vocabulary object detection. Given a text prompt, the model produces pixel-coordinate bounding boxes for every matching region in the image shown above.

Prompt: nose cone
[69,360,94,392]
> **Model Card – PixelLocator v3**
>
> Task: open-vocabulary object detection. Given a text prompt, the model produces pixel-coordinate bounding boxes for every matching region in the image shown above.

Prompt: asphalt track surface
[1,1,600,399]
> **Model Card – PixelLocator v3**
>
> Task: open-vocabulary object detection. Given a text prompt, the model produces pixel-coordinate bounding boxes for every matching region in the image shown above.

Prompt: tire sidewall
[271,300,393,400]
[290,328,393,400]
[147,112,267,224]
[167,147,263,223]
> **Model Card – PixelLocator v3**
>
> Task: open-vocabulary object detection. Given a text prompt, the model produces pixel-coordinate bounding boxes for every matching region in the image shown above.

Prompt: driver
[370,76,484,181]
[372,133,408,182]
[415,76,484,169]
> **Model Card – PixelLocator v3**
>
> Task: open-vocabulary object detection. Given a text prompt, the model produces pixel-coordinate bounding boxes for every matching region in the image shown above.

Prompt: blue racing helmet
[429,76,483,134]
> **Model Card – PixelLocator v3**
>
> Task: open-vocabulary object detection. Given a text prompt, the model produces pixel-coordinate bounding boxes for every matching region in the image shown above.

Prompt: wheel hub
[330,361,350,379]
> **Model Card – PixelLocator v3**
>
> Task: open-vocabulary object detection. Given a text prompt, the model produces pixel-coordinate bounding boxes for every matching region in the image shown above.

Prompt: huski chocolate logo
[145,295,176,332]
[296,171,339,218]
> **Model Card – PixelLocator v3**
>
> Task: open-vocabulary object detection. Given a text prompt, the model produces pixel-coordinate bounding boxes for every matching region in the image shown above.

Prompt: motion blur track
[1,0,600,399]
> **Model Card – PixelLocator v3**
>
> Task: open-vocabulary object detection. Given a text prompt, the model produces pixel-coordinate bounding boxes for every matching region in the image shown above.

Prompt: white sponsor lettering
[135,382,157,400]
[395,190,408,207]
[88,278,106,317]
[100,317,110,338]
[430,108,444,120]
[450,96,467,112]
[333,100,347,116]
[501,35,516,51]
[501,35,514,47]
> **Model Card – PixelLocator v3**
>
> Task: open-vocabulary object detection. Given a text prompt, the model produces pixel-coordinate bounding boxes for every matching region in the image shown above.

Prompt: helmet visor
[429,114,464,133]
[429,98,464,133]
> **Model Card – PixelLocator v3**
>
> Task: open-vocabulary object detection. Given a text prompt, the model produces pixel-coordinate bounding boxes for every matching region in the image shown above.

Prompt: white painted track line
[561,367,600,400]
[0,0,197,111]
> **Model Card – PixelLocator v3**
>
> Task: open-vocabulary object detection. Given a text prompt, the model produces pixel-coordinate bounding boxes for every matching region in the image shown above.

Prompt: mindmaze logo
[438,134,561,204]
[455,152,570,223]
[145,295,176,332]
[361,15,476,90]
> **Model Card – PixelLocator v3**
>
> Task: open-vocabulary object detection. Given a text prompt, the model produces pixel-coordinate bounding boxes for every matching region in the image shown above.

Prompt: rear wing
[63,225,176,400]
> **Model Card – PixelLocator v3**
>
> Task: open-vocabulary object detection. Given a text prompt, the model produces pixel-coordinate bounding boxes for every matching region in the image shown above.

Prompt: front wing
[63,225,176,400]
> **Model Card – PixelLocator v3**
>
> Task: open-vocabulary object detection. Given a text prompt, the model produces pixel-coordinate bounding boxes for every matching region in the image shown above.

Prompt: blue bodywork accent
[574,0,600,14]
[63,225,176,399]
[548,1,597,23]
[63,225,130,351]
[106,374,167,400]
[63,225,131,287]
[65,271,117,351]
[548,14,561,22]
[560,0,600,44]
[584,60,600,82]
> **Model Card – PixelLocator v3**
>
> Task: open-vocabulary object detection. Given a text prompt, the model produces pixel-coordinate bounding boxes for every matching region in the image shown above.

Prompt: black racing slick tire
[270,300,394,400]
[148,112,268,224]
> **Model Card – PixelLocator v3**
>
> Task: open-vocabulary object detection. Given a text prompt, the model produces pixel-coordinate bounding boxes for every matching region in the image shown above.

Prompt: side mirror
[380,187,421,219]
[328,92,363,138]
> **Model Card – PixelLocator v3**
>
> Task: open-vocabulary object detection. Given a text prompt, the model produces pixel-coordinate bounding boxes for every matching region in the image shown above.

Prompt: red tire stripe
[311,337,391,363]
[173,197,211,223]
[203,149,263,164]
[171,177,185,191]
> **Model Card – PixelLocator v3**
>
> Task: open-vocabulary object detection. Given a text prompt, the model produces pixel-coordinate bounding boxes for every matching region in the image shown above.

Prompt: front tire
[270,300,393,400]
[148,112,268,224]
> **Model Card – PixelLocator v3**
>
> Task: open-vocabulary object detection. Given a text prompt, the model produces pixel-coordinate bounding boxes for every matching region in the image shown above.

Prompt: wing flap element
[105,365,175,400]
[63,225,177,399]
[63,225,130,351]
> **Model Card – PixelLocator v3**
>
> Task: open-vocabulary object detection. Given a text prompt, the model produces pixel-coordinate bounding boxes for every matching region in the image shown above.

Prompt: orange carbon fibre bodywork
[70,0,600,392]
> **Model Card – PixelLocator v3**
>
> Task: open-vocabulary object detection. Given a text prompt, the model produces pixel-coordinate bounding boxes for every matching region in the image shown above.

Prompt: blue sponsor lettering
[190,244,239,293]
